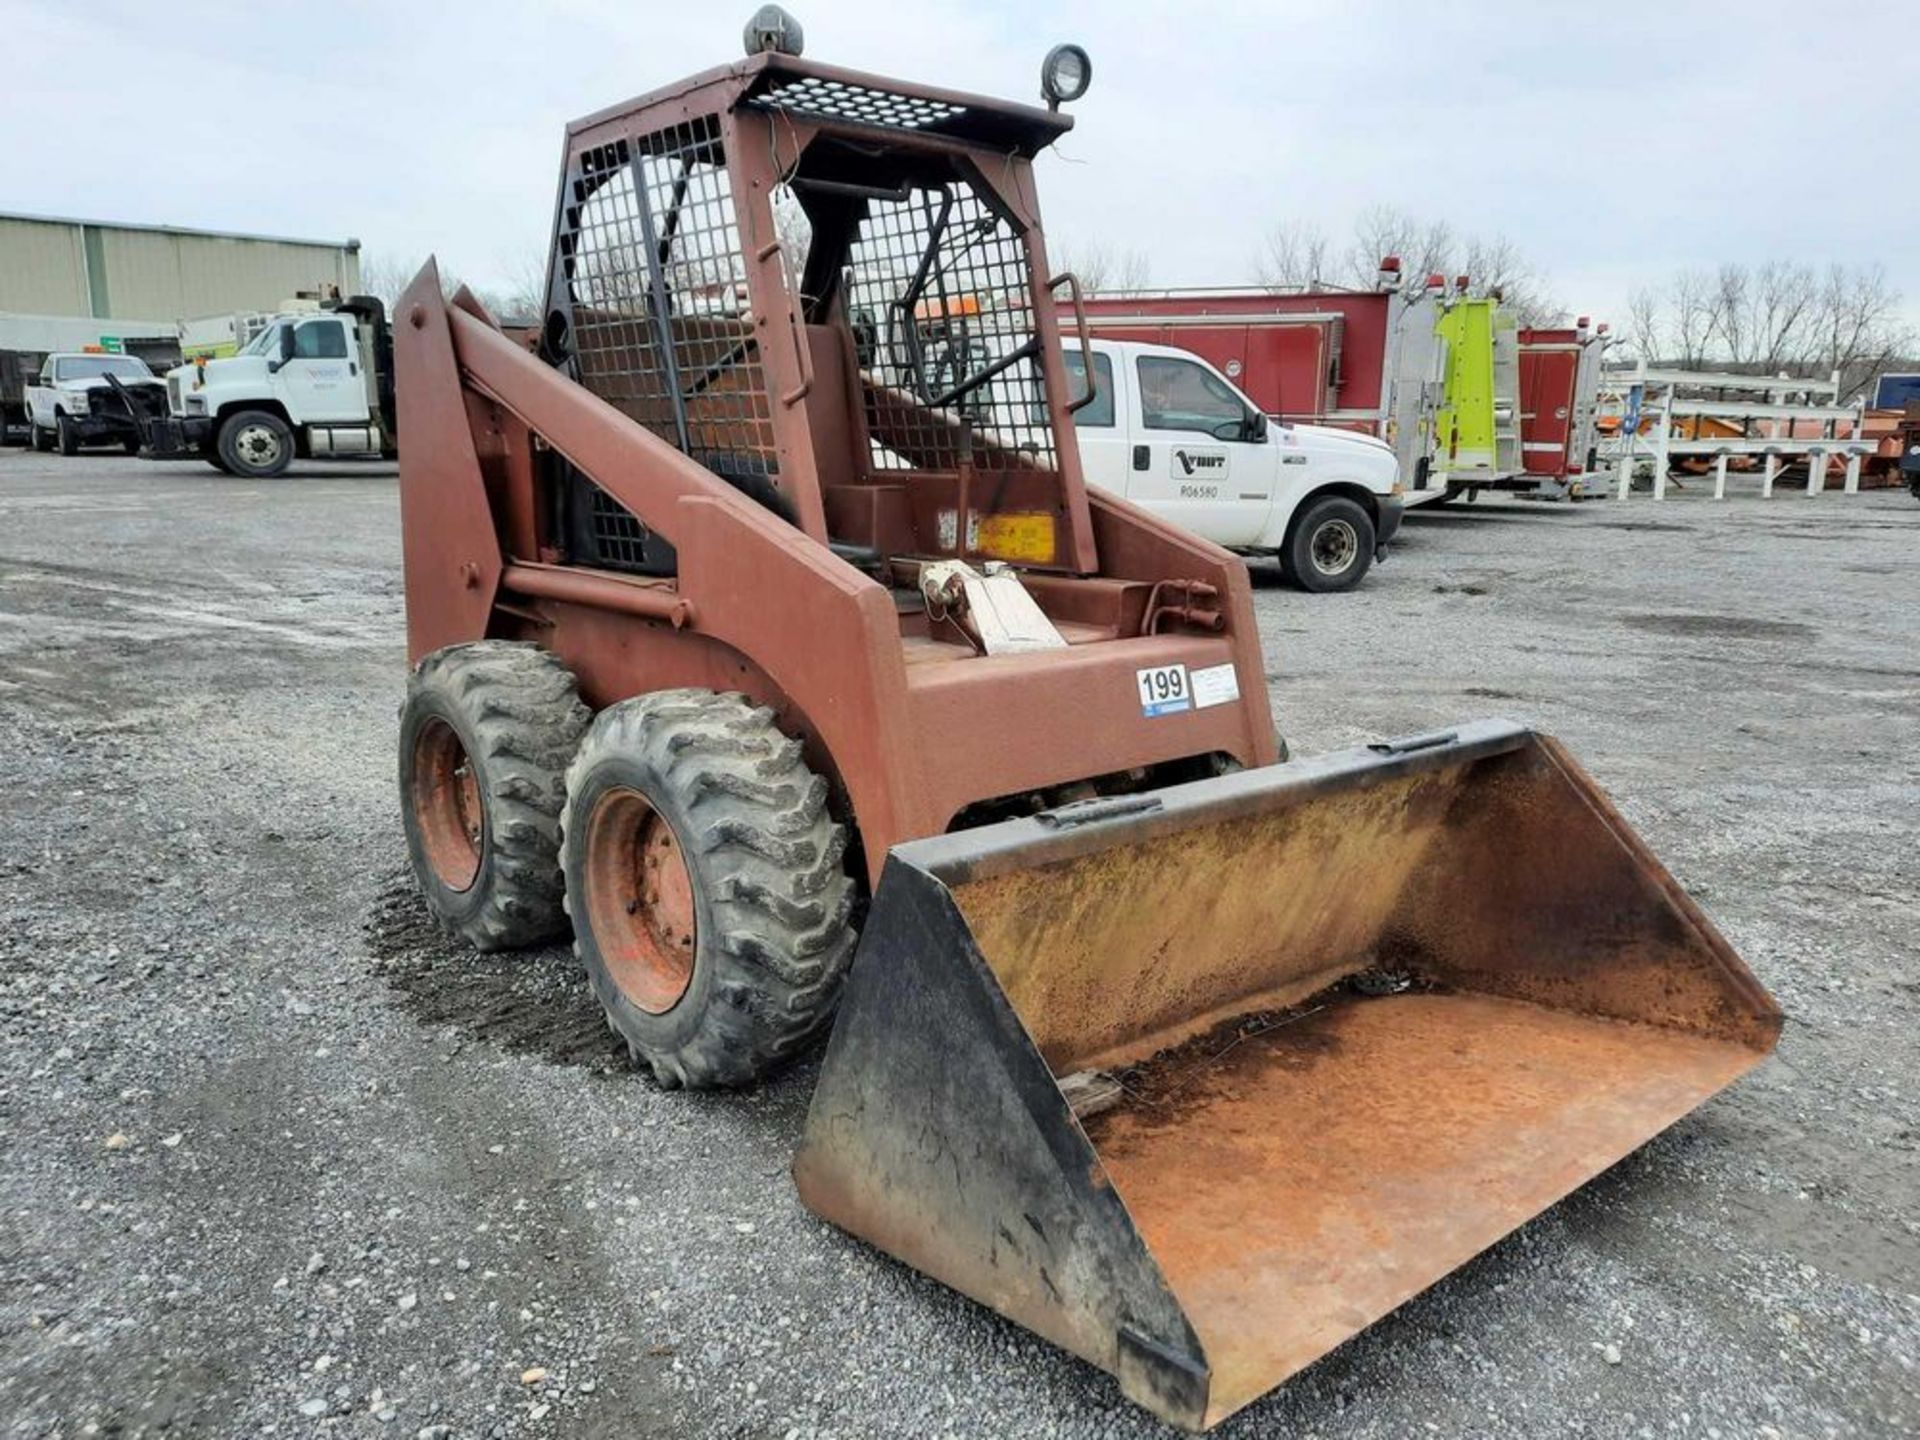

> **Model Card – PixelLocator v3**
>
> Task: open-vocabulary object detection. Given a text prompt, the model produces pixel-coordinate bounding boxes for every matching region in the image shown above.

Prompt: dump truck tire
[399,641,589,951]
[1286,494,1375,593]
[217,410,295,479]
[560,690,857,1089]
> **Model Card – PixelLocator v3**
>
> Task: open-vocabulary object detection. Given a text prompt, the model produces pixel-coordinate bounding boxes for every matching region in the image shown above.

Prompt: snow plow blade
[793,720,1780,1430]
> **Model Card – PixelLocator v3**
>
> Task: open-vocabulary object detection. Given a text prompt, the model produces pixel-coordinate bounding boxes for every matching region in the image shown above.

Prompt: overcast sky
[6,0,1914,327]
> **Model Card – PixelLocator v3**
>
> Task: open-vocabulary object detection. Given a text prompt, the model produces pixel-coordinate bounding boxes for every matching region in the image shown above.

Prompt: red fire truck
[1516,320,1608,498]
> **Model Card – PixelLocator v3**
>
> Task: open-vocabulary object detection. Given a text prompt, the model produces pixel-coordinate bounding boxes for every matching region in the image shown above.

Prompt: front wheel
[30,422,52,453]
[56,415,80,456]
[217,410,295,478]
[561,690,858,1089]
[1285,494,1377,593]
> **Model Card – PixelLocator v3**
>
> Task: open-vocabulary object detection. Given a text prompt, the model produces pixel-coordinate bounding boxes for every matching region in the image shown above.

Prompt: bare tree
[1253,220,1332,290]
[358,253,428,311]
[1251,206,1560,321]
[359,251,547,322]
[1808,262,1910,397]
[1627,260,1911,396]
[1345,205,1455,290]
[1054,239,1153,294]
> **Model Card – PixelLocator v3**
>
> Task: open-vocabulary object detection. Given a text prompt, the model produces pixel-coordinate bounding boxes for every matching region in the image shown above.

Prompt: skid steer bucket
[794,720,1780,1430]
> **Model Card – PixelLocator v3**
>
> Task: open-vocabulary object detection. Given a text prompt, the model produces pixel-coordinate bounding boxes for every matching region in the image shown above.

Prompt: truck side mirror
[1248,411,1269,442]
[269,326,297,373]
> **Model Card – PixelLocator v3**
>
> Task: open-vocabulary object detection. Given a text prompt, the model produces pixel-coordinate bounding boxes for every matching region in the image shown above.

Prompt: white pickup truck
[1066,338,1404,591]
[25,353,167,455]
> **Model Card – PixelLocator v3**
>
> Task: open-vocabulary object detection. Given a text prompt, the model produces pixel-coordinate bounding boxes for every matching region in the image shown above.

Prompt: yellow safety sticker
[968,511,1056,564]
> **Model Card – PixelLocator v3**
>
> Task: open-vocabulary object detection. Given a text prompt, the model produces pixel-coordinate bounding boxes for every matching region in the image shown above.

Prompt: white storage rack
[1595,364,1870,499]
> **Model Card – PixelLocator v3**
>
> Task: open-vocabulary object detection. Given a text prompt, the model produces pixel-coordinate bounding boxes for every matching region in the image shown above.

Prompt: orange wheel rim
[585,787,696,1014]
[412,717,482,892]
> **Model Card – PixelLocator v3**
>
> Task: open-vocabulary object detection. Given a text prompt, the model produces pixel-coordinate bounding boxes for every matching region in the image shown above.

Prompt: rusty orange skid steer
[391,15,1780,1429]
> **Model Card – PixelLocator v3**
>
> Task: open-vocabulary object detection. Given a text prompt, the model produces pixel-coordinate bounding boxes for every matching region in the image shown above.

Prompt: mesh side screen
[562,119,778,490]
[754,76,965,133]
[587,482,645,565]
[844,183,1054,474]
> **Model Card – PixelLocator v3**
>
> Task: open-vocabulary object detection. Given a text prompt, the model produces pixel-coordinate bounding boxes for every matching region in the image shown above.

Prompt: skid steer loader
[392,13,1780,1429]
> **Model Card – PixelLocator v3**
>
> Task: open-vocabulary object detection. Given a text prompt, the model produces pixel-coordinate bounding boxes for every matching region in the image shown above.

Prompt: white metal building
[0,211,361,326]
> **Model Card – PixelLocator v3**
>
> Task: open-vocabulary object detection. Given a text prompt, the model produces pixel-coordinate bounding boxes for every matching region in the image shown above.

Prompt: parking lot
[0,448,1914,1438]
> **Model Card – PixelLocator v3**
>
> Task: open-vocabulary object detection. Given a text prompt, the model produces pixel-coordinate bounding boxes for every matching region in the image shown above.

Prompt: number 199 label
[1135,663,1191,717]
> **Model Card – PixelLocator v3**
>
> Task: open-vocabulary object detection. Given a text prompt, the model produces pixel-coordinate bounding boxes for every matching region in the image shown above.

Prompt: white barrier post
[1651,379,1672,500]
[1844,451,1862,494]
[1713,450,1730,500]
[1805,448,1825,496]
[1762,450,1780,498]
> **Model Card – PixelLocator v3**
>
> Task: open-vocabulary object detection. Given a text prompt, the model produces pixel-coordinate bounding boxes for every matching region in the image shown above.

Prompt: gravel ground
[0,449,1914,1440]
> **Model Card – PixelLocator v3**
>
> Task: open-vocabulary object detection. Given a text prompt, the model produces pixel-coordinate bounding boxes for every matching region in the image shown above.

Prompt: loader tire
[561,690,857,1089]
[1285,494,1375,593]
[399,641,589,951]
[57,415,80,456]
[217,410,294,479]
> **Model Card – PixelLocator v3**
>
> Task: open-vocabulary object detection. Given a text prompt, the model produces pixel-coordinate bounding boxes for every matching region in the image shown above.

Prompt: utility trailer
[0,348,44,445]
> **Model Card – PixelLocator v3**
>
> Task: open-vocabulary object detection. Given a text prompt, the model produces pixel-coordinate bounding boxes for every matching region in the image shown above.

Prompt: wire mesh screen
[586,480,657,568]
[561,118,778,491]
[843,182,1054,474]
[755,75,966,133]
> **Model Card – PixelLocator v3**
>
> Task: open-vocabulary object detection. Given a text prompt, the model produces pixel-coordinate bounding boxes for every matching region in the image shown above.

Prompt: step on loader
[392,12,1780,1429]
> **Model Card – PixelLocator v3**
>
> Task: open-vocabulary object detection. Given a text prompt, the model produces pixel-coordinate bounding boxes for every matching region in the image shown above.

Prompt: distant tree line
[1625,262,1912,400]
[359,252,546,325]
[1254,205,1562,327]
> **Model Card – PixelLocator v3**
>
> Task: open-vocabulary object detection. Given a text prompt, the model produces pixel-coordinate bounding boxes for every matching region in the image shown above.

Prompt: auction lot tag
[1190,662,1241,709]
[1135,663,1191,717]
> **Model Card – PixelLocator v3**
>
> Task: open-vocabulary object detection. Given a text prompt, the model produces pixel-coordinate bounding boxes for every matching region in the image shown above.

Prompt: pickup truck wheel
[56,415,80,456]
[1286,494,1376,594]
[30,423,52,453]
[217,410,294,478]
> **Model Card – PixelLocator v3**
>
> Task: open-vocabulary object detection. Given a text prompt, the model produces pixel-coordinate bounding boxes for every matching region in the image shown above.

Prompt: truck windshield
[241,324,282,357]
[54,356,152,381]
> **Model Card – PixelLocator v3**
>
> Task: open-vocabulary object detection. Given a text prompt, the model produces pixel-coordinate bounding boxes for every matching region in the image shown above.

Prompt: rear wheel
[217,410,294,478]
[561,689,857,1088]
[56,415,80,456]
[1285,494,1376,593]
[399,641,589,950]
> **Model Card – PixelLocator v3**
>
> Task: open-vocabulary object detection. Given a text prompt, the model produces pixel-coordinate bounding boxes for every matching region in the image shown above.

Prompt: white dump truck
[1065,337,1404,591]
[143,297,395,477]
